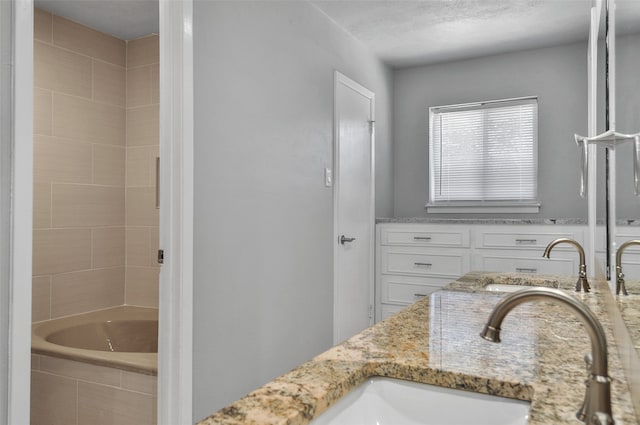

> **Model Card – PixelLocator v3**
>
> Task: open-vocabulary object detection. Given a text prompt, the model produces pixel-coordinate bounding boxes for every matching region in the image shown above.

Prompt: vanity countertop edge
[375,217,640,225]
[197,272,639,425]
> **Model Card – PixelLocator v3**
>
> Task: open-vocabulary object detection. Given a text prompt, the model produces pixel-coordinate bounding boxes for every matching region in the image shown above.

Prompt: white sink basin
[310,377,530,425]
[484,284,529,292]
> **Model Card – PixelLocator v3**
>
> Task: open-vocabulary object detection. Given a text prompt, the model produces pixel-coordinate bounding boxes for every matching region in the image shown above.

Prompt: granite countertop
[198,272,638,425]
[616,290,640,352]
[375,217,640,226]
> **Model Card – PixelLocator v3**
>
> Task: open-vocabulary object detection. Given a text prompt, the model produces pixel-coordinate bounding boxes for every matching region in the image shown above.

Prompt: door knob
[340,235,356,244]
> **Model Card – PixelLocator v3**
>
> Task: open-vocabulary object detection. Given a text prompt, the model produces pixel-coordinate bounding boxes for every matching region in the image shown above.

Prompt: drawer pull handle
[516,267,537,273]
[414,262,432,267]
[413,236,432,241]
[414,293,427,298]
[515,239,537,245]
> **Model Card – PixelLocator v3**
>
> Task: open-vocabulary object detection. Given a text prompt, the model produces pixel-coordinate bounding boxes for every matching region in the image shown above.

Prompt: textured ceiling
[313,0,640,67]
[34,0,158,41]
[32,0,640,66]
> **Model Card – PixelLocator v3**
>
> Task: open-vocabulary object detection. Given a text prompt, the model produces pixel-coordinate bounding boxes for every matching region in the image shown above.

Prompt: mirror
[614,0,640,357]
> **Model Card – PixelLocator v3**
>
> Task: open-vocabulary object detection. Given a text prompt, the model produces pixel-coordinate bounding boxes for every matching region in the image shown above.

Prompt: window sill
[425,202,541,214]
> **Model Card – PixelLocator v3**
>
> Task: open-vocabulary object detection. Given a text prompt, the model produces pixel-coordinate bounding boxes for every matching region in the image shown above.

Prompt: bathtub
[32,305,158,375]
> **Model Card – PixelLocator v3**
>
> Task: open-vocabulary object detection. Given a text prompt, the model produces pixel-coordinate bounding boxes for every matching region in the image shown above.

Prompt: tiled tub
[31,306,158,425]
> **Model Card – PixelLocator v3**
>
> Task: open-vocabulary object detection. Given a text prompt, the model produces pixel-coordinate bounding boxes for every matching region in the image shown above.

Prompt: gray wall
[192,1,392,420]
[392,42,590,218]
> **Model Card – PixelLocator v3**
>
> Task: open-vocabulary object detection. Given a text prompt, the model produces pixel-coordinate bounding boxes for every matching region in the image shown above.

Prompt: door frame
[6,1,195,423]
[5,1,33,424]
[158,0,194,424]
[332,71,375,344]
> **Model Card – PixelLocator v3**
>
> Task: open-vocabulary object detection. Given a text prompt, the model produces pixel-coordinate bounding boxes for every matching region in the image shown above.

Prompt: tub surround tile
[150,64,159,104]
[31,370,78,425]
[34,135,93,184]
[126,227,151,266]
[124,31,160,319]
[40,355,121,387]
[32,8,158,325]
[126,146,159,187]
[92,227,126,269]
[33,182,52,229]
[125,266,160,308]
[51,267,125,318]
[32,354,41,370]
[126,65,153,108]
[126,105,159,146]
[93,144,126,186]
[52,184,125,228]
[32,276,52,322]
[127,35,159,68]
[126,187,159,226]
[149,228,159,259]
[78,380,157,425]
[93,60,126,107]
[35,41,93,98]
[52,15,126,66]
[52,93,125,145]
[33,228,92,275]
[121,370,157,395]
[31,350,157,425]
[34,88,52,136]
[34,8,52,43]
[198,273,638,425]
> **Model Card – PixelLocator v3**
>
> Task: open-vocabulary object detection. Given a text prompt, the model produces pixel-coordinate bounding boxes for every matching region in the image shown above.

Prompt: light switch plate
[325,168,333,187]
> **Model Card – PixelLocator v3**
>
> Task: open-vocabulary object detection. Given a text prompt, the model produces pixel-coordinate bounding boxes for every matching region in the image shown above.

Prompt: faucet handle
[584,354,593,370]
[590,412,614,425]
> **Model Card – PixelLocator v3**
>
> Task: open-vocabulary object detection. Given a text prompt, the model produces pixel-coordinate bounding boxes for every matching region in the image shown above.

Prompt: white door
[333,72,375,344]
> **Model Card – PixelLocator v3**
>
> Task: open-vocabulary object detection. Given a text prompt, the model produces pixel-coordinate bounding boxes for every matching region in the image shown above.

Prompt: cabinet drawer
[596,227,640,251]
[380,275,449,306]
[473,253,576,276]
[619,258,640,277]
[474,226,583,250]
[381,248,469,277]
[380,226,470,247]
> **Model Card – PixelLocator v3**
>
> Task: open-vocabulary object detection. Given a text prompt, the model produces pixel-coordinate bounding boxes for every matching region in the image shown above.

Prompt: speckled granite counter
[375,217,640,226]
[617,292,640,352]
[198,272,639,425]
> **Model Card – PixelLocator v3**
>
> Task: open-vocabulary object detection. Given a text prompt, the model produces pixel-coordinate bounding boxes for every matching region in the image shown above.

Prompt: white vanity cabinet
[376,224,471,320]
[376,223,471,320]
[472,225,585,276]
[375,222,587,322]
[597,227,640,277]
[617,228,640,277]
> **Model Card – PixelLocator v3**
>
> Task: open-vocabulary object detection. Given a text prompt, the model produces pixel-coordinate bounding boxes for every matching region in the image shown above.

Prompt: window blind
[429,97,538,204]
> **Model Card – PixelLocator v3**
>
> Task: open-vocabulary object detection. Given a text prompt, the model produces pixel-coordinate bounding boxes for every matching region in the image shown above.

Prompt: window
[427,96,539,213]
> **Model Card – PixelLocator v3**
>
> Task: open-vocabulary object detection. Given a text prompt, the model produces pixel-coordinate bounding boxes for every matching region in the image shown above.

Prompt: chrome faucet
[480,287,614,425]
[543,238,589,292]
[615,239,640,296]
